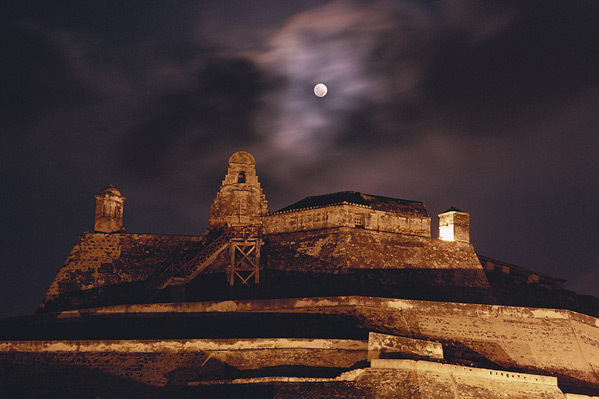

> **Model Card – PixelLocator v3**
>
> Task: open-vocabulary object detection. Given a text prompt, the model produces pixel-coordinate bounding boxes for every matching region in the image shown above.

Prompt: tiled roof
[275,191,429,217]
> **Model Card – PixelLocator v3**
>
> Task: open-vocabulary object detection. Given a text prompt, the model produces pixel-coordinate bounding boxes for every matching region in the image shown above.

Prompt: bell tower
[208,151,269,229]
[94,185,125,233]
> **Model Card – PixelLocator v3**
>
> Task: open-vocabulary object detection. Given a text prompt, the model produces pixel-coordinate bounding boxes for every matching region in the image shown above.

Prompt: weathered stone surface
[40,232,206,311]
[40,222,494,311]
[368,359,564,398]
[34,296,599,390]
[0,338,367,387]
[208,151,269,228]
[0,337,578,398]
[265,194,431,237]
[260,227,492,303]
[263,227,485,273]
[367,332,444,361]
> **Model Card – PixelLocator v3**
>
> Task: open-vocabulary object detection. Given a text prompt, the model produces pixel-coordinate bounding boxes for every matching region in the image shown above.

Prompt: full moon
[314,83,328,97]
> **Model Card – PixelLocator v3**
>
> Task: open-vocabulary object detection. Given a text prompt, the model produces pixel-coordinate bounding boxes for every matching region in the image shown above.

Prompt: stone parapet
[264,203,430,236]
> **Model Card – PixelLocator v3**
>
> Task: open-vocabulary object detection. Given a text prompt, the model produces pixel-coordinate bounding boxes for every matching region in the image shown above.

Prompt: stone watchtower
[438,207,469,243]
[94,185,125,233]
[208,151,269,229]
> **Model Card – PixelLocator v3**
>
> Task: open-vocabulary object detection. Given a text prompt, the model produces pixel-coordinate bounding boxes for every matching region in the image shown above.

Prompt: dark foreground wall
[6,297,599,393]
[0,345,575,398]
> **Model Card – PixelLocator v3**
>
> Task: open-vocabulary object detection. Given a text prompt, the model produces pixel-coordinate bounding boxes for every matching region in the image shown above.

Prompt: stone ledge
[0,338,368,353]
[189,369,367,386]
[53,296,599,327]
[371,359,558,386]
[367,332,443,361]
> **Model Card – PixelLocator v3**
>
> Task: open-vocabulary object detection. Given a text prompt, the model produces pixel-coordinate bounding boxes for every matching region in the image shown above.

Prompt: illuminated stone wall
[0,338,367,387]
[54,297,599,390]
[263,227,485,274]
[3,298,599,396]
[365,359,565,399]
[208,151,269,228]
[263,204,431,237]
[40,232,206,311]
[40,223,489,312]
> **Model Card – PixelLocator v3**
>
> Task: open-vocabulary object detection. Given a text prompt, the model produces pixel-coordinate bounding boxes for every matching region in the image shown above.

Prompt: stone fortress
[1,151,598,398]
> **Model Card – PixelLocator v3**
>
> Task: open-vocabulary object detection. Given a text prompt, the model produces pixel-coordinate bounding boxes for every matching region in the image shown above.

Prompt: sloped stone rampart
[0,338,367,387]
[40,226,493,311]
[40,233,206,309]
[362,359,564,398]
[60,296,599,389]
[263,227,486,273]
[0,335,581,398]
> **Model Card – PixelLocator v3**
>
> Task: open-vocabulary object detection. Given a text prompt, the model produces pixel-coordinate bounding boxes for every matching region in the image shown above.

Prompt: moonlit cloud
[255,1,428,155]
[252,1,523,160]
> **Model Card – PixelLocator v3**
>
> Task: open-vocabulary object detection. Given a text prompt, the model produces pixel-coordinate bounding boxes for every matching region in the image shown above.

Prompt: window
[354,216,364,229]
[238,172,246,183]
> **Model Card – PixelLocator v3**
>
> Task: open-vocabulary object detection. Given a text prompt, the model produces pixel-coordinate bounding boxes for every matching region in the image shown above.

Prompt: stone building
[1,151,598,398]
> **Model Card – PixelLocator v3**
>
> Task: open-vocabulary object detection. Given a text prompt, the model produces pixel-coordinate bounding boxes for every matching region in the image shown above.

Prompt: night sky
[1,0,598,318]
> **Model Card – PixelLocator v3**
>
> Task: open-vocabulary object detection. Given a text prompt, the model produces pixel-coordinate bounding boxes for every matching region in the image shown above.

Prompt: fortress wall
[371,299,599,389]
[41,223,484,312]
[263,228,486,276]
[263,204,430,236]
[399,306,593,382]
[41,233,204,308]
[44,233,123,299]
[362,359,565,399]
[1,334,577,397]
[191,360,569,398]
[571,320,599,384]
[62,297,599,388]
[0,338,367,387]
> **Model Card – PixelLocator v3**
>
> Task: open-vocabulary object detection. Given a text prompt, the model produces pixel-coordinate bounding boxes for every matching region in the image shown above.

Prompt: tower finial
[94,185,125,233]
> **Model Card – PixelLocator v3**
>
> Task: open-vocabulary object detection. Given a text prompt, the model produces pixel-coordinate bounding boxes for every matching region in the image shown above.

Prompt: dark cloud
[119,57,266,177]
[255,0,599,155]
[0,23,97,127]
[425,0,599,136]
[1,0,598,318]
